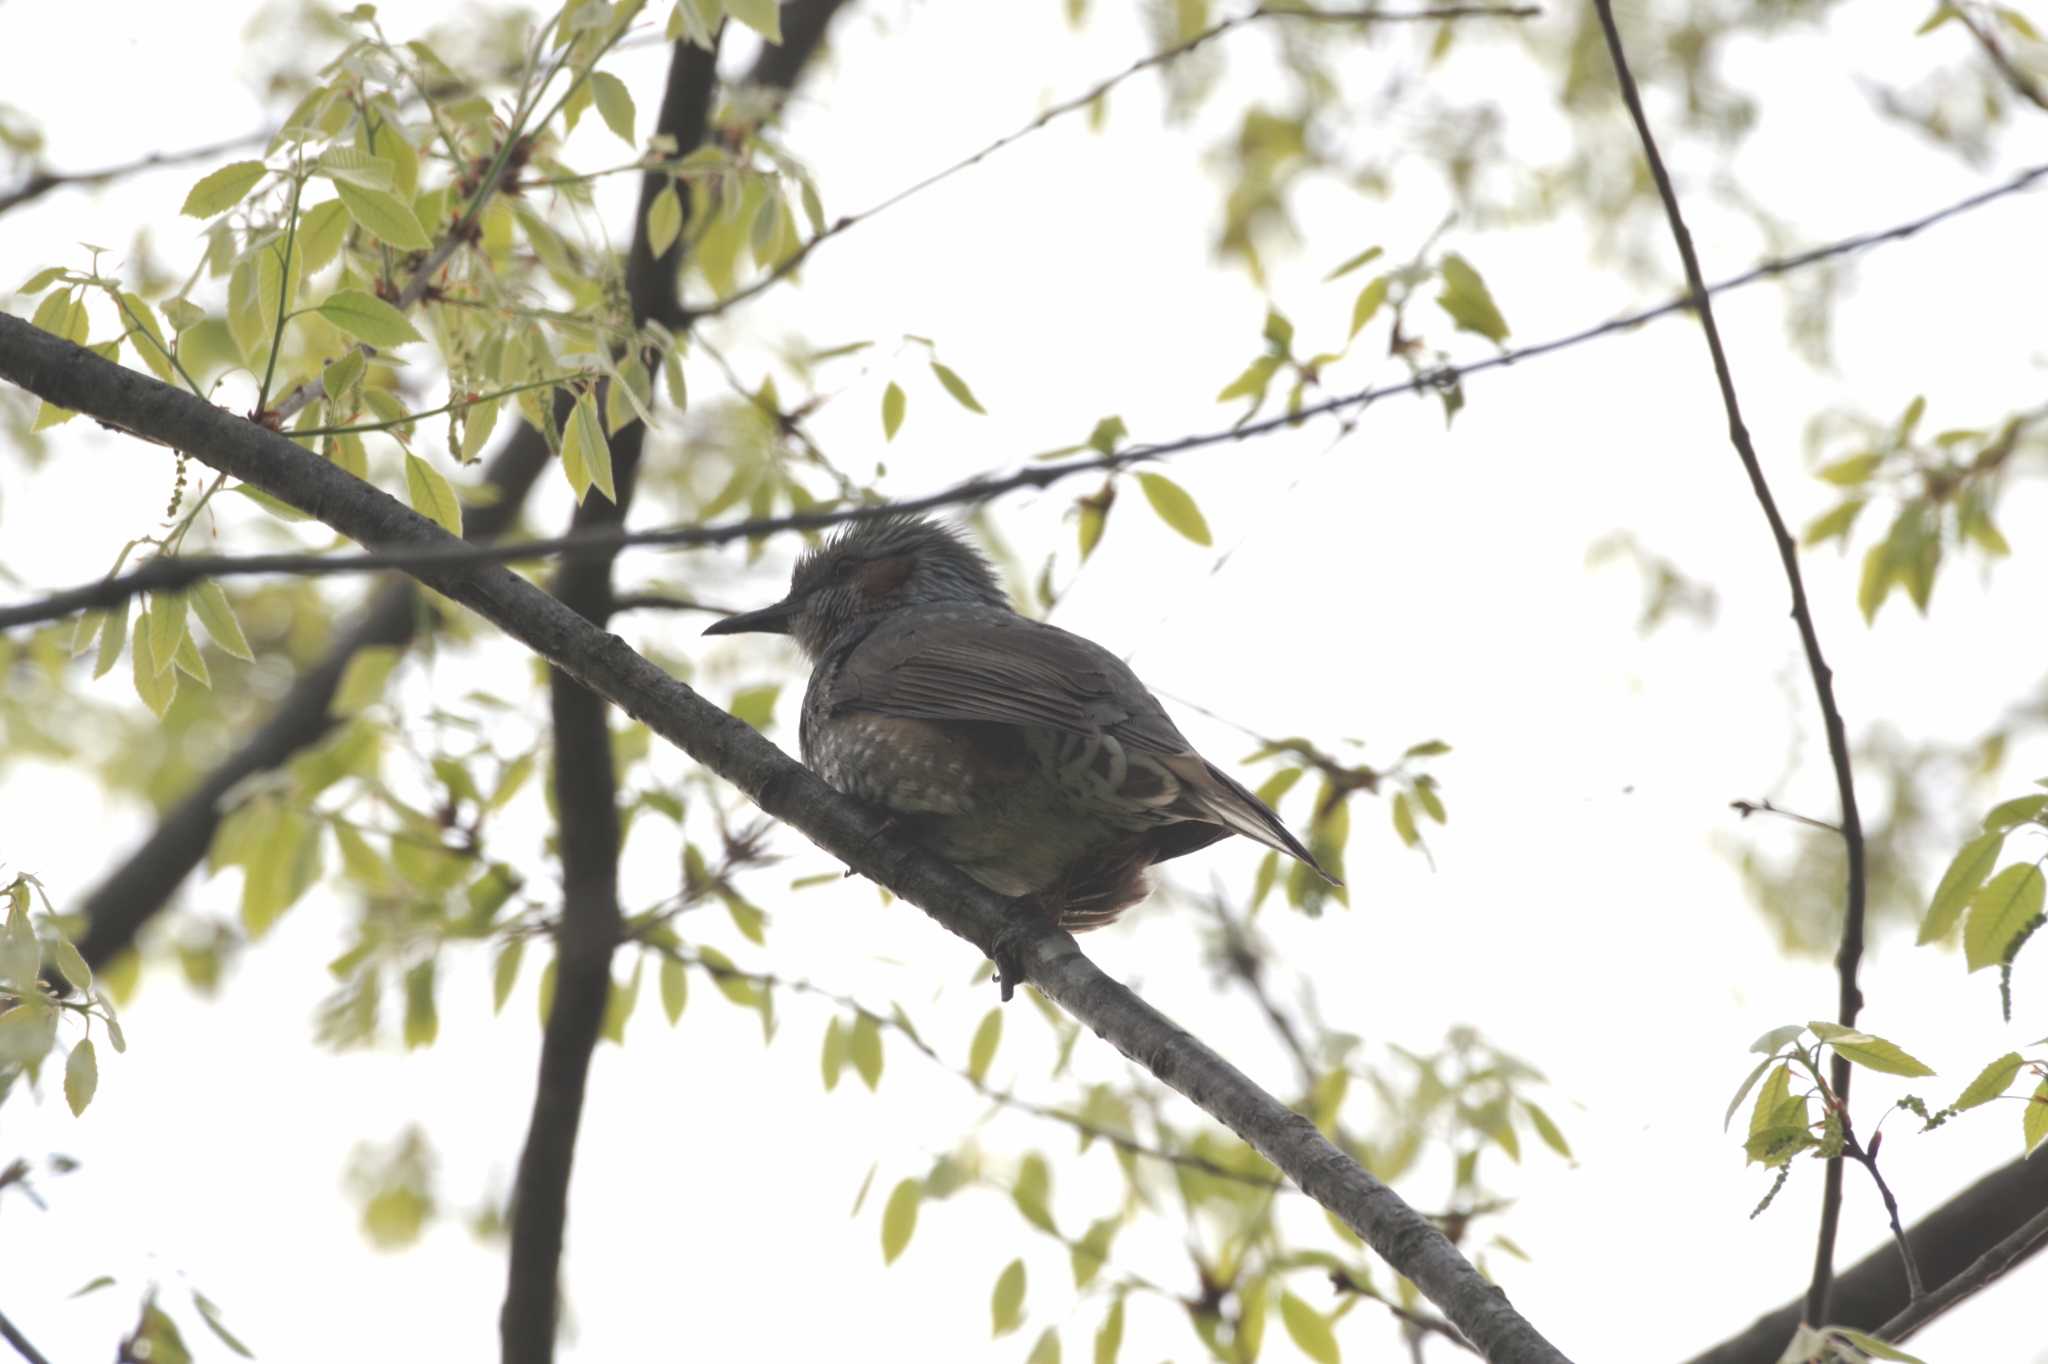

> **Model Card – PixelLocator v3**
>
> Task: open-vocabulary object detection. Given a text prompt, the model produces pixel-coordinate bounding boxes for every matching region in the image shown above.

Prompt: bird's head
[704,514,1009,659]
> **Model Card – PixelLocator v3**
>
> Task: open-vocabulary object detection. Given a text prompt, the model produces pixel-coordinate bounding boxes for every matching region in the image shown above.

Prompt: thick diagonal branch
[0,316,1573,1364]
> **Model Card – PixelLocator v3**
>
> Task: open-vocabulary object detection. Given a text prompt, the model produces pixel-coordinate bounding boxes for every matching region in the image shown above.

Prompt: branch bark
[0,313,1573,1364]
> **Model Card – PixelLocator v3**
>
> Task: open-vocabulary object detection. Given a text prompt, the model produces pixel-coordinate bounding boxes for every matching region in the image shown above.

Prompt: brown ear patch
[858,555,914,597]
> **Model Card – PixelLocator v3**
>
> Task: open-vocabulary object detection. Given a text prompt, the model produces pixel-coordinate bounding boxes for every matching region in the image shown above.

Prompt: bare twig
[1730,798,1842,835]
[1589,0,1869,1328]
[1843,1132,1923,1301]
[0,130,268,217]
[688,3,1541,323]
[1954,3,2048,114]
[1333,1270,1481,1356]
[7,153,2043,634]
[0,1308,53,1364]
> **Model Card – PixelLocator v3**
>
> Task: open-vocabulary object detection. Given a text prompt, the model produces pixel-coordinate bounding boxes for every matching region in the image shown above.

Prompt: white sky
[3,2,2047,1362]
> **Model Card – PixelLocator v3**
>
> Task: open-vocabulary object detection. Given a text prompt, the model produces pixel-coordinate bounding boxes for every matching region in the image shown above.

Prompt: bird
[705,514,1336,991]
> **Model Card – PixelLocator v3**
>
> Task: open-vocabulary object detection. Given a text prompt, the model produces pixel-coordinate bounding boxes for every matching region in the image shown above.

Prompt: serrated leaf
[64,1038,98,1115]
[1136,471,1211,545]
[405,453,463,536]
[132,620,179,717]
[1954,1052,2025,1112]
[1437,252,1509,343]
[147,590,188,675]
[880,1177,921,1263]
[317,288,424,347]
[882,380,906,440]
[94,595,130,679]
[182,161,268,218]
[336,180,430,250]
[191,580,255,661]
[1278,1292,1339,1364]
[561,390,615,503]
[930,360,987,414]
[1966,864,2044,972]
[590,71,637,145]
[1921,830,2005,943]
[968,1007,1002,1084]
[1808,1021,1935,1077]
[1984,794,2048,831]
[991,1258,1026,1337]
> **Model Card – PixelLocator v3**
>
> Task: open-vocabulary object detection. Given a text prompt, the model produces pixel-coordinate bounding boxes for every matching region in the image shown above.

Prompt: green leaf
[1093,1298,1125,1364]
[332,644,401,716]
[821,1015,848,1090]
[561,390,616,504]
[1522,1099,1571,1157]
[1965,864,2044,972]
[1013,1152,1054,1232]
[182,161,269,218]
[405,453,464,536]
[1807,1021,1935,1077]
[1724,1056,1777,1131]
[880,1177,921,1263]
[93,595,130,679]
[315,147,395,190]
[49,933,92,993]
[1027,1328,1062,1364]
[192,1293,254,1359]
[1856,539,1892,622]
[967,1007,1002,1084]
[930,360,987,414]
[191,580,255,661]
[1436,252,1509,343]
[403,959,438,1049]
[660,956,688,1024]
[1070,1217,1116,1290]
[730,683,781,730]
[991,1258,1026,1337]
[336,180,431,250]
[589,71,637,145]
[849,1011,883,1090]
[882,380,906,441]
[131,619,179,717]
[1818,452,1882,485]
[1136,471,1211,545]
[1920,830,2005,943]
[118,292,175,382]
[726,0,783,43]
[1954,1051,2025,1113]
[491,938,523,1014]
[1323,244,1383,281]
[64,1038,98,1116]
[147,590,189,676]
[1347,275,1389,339]
[317,289,424,347]
[1278,1291,1340,1364]
[646,182,682,258]
[1825,1328,1925,1364]
[1392,792,1419,846]
[1984,794,2048,831]
[2025,1080,2048,1156]
[1801,498,1867,548]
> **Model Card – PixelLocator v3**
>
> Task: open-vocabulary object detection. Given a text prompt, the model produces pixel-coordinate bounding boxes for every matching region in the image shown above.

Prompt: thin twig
[652,942,1289,1190]
[1876,1203,2048,1342]
[0,1308,54,1364]
[1730,798,1841,835]
[8,154,2043,634]
[1843,1133,1924,1300]
[0,130,268,217]
[687,3,1541,323]
[1333,1271,1481,1356]
[1590,0,1869,1327]
[1954,3,2048,113]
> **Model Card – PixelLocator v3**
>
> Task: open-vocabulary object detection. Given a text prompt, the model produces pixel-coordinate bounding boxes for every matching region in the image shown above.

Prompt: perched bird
[706,515,1336,985]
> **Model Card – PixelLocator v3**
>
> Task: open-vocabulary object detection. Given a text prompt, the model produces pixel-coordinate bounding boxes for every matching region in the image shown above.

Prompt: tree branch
[0,1306,54,1364]
[1877,1202,2048,1342]
[0,130,268,218]
[0,315,1572,1364]
[499,21,728,1361]
[1682,1152,2048,1364]
[1596,0,1868,1330]
[8,154,2041,634]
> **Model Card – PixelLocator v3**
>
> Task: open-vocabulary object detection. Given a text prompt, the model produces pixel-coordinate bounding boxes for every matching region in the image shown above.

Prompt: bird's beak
[703,597,796,636]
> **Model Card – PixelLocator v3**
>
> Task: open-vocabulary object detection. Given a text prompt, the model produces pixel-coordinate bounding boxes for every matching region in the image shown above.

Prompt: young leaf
[191,580,255,662]
[182,161,269,218]
[317,289,424,347]
[646,182,683,258]
[849,1011,883,1089]
[967,1007,1002,1084]
[336,181,430,250]
[991,1258,1026,1337]
[589,71,638,145]
[1919,830,2004,943]
[405,453,464,536]
[930,361,987,414]
[1094,1297,1125,1364]
[1324,244,1383,281]
[880,1177,921,1263]
[562,390,616,503]
[1436,253,1509,343]
[882,380,906,440]
[1807,1021,1935,1077]
[726,0,784,43]
[1953,1051,2024,1112]
[1965,864,2044,972]
[1136,471,1211,545]
[1278,1292,1339,1364]
[64,1038,98,1115]
[2025,1080,2048,1156]
[660,956,688,1024]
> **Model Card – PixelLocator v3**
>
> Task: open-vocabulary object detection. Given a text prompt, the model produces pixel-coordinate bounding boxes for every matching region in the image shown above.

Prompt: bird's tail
[1169,755,1342,885]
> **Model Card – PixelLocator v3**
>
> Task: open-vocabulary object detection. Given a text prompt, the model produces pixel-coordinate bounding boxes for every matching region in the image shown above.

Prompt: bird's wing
[826,611,1190,753]
[828,612,1336,882]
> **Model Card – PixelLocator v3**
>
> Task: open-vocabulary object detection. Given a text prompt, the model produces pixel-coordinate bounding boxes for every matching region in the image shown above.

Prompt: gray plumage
[706,515,1336,934]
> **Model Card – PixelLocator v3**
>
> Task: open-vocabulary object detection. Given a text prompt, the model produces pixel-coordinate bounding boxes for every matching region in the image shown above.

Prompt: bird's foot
[988,918,1035,1003]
